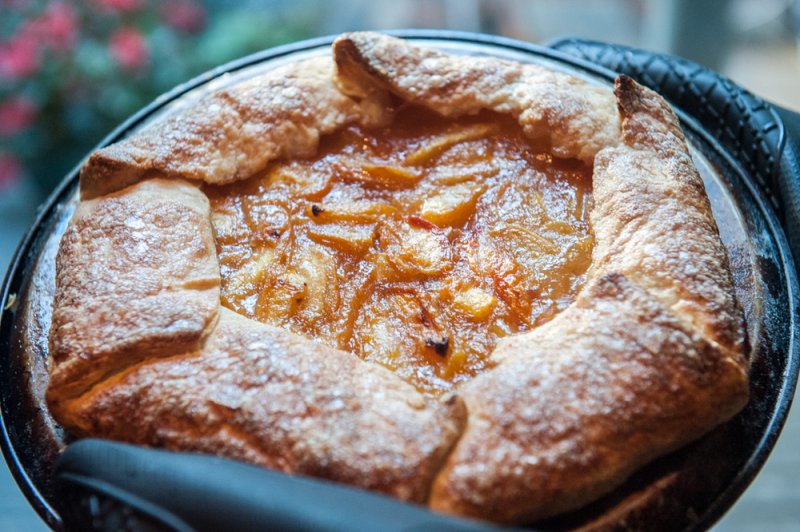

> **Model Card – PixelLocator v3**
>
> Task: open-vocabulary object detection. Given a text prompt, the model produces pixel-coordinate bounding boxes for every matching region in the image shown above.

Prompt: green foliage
[0,0,316,195]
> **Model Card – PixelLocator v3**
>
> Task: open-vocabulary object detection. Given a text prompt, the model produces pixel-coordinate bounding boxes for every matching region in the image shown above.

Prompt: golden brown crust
[591,76,745,355]
[55,309,466,503]
[427,76,748,522]
[47,179,220,412]
[47,33,748,524]
[333,32,620,162]
[79,57,393,200]
[428,275,747,523]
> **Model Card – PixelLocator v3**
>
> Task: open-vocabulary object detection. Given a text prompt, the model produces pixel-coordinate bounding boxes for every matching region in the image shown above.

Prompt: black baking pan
[1,30,798,531]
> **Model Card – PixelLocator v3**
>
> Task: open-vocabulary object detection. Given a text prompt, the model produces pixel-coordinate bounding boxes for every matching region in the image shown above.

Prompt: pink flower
[96,0,144,13]
[0,2,77,79]
[0,96,38,136]
[0,152,22,190]
[109,27,149,71]
[34,2,79,52]
[0,33,40,80]
[160,0,207,34]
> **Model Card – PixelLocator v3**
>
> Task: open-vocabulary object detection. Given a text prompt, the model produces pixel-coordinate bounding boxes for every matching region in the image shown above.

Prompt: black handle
[55,439,496,532]
[775,109,800,262]
[549,38,800,259]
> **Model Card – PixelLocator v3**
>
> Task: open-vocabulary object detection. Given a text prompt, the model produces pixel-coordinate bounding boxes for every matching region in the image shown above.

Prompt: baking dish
[1,30,798,531]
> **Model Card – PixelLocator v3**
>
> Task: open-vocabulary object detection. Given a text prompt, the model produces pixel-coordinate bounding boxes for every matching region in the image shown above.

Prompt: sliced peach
[404,123,498,165]
[255,248,339,328]
[381,221,452,278]
[428,161,499,185]
[211,205,248,245]
[453,287,496,320]
[420,183,484,227]
[491,224,558,255]
[355,164,421,188]
[225,246,279,294]
[307,223,376,255]
[268,160,332,199]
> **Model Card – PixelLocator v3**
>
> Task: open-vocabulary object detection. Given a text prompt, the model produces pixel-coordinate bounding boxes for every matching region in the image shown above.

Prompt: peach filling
[206,107,594,395]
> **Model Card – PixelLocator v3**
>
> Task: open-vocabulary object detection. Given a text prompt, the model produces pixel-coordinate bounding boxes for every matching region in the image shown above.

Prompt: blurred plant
[0,0,316,195]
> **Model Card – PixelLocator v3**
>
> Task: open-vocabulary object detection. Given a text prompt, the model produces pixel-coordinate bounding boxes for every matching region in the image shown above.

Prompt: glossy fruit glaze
[206,106,594,395]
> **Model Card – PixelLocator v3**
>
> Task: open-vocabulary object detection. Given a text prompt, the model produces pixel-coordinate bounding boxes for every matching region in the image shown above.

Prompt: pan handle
[55,439,496,532]
[549,38,800,260]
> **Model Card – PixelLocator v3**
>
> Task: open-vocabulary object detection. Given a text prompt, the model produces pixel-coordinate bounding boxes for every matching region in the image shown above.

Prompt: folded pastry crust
[48,179,220,405]
[79,57,392,200]
[47,32,748,523]
[56,308,465,502]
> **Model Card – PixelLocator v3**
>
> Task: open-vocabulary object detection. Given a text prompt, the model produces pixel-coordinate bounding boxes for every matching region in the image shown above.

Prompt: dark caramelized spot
[426,337,450,356]
[205,106,594,396]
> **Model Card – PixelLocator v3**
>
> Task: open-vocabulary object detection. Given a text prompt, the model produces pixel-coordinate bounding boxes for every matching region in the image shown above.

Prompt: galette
[46,32,749,524]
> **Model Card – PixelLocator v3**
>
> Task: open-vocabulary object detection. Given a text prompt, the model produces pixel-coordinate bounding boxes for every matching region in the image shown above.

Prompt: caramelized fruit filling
[206,107,594,395]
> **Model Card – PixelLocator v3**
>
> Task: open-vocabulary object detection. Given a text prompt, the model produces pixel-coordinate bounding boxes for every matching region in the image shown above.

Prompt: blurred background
[1,0,799,530]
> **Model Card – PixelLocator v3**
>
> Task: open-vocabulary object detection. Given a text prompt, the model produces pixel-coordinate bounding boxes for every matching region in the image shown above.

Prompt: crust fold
[427,76,748,522]
[592,76,744,356]
[79,57,393,200]
[54,309,466,503]
[48,179,220,413]
[333,32,620,162]
[428,273,747,522]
